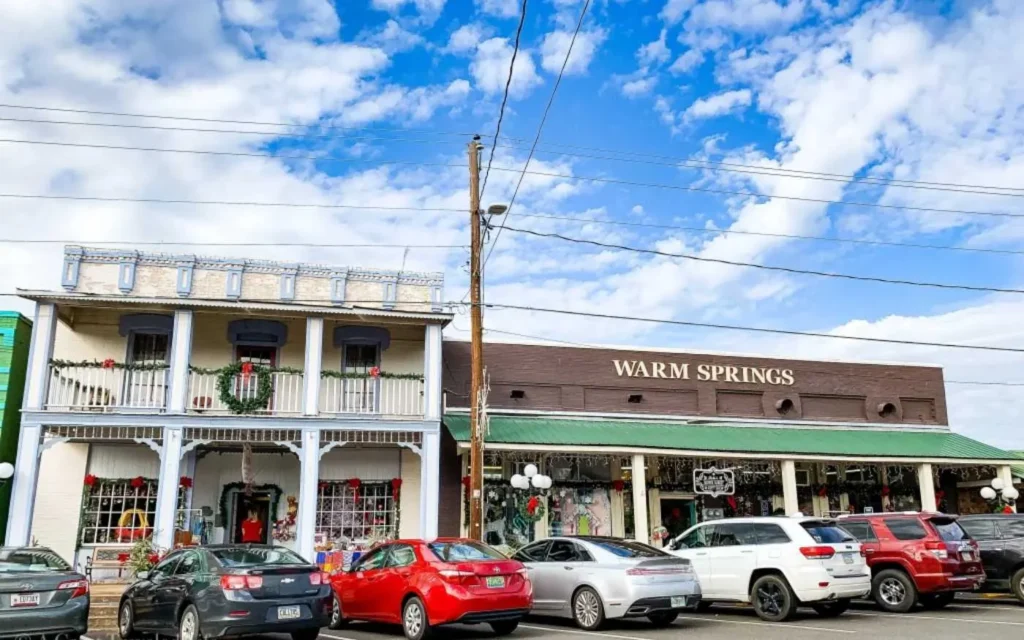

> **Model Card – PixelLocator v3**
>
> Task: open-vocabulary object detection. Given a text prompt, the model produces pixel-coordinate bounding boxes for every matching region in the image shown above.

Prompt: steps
[88,582,128,636]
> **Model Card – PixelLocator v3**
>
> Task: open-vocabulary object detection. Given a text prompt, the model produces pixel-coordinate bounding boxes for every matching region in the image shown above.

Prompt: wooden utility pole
[468,136,484,540]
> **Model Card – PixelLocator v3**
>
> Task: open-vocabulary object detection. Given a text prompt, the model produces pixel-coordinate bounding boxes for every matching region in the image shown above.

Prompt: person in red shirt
[240,510,264,543]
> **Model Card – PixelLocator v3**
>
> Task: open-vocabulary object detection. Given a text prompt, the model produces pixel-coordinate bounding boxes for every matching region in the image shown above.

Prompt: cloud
[688,0,807,32]
[371,0,446,15]
[661,0,697,24]
[539,27,607,75]
[444,23,489,54]
[637,29,671,67]
[669,48,704,74]
[470,37,543,98]
[474,0,519,18]
[621,75,659,98]
[361,19,425,53]
[684,88,752,119]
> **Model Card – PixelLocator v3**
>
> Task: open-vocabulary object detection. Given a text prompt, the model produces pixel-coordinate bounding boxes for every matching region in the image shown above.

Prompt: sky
[2,0,1024,448]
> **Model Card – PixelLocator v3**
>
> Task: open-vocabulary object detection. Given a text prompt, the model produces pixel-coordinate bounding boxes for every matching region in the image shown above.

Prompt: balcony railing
[46,364,169,411]
[319,376,424,418]
[187,370,303,416]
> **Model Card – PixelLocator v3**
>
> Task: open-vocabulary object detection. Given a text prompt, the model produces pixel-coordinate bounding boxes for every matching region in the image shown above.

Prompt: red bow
[611,480,625,492]
[179,476,193,489]
[881,486,891,497]
[240,362,254,379]
[347,478,361,491]
[84,474,97,487]
[461,475,471,489]
[526,496,540,515]
[368,366,381,378]
[102,358,116,369]
[130,476,145,489]
[818,487,829,497]
[391,478,403,492]
[727,496,738,510]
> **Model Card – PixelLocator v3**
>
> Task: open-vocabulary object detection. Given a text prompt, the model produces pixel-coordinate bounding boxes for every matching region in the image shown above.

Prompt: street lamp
[509,463,551,491]
[486,203,508,217]
[0,462,14,485]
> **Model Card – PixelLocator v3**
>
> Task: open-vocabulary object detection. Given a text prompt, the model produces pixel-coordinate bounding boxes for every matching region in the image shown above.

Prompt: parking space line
[845,611,1024,626]
[676,615,856,634]
[519,623,650,639]
[320,632,365,640]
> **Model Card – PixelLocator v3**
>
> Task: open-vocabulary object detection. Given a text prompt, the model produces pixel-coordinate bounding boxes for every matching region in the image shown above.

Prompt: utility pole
[468,135,484,541]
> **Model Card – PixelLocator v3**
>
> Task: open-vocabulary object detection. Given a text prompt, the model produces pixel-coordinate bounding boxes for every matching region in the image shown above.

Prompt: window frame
[677,525,712,550]
[751,522,791,545]
[315,481,397,543]
[709,522,757,547]
[839,521,878,543]
[79,478,159,545]
[883,518,929,541]
[546,540,591,563]
[513,541,551,563]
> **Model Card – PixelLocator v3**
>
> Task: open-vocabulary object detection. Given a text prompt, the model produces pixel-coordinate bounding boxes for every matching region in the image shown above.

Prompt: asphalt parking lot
[312,600,1024,640]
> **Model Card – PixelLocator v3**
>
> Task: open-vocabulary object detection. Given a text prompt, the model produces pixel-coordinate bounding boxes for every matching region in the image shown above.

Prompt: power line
[483,0,593,269]
[516,212,1024,256]
[0,193,464,212]
[501,225,1024,295]
[481,302,1024,354]
[0,238,465,248]
[480,0,529,201]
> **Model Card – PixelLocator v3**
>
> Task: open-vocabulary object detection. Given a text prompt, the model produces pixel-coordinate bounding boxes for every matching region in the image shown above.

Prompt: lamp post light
[981,477,1019,513]
[0,462,13,486]
[510,464,550,491]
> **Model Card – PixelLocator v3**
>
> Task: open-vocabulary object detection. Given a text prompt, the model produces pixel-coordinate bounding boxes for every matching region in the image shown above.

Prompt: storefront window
[548,458,612,483]
[549,487,613,537]
[80,479,158,544]
[316,482,397,543]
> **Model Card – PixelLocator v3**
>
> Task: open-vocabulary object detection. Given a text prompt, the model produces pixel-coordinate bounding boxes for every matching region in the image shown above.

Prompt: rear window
[751,523,791,545]
[801,521,855,543]
[583,539,667,558]
[211,547,307,567]
[428,541,505,562]
[884,518,928,541]
[930,518,971,542]
[0,548,70,573]
[840,522,877,542]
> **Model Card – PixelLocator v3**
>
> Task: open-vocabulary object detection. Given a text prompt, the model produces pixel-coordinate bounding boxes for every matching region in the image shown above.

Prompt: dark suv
[958,514,1024,602]
[839,513,983,612]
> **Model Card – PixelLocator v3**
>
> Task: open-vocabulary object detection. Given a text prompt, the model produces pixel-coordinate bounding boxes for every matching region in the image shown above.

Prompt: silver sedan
[512,536,701,631]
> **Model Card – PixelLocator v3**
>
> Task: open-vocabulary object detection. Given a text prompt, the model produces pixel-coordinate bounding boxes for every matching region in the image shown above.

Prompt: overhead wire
[0,193,465,212]
[0,239,466,248]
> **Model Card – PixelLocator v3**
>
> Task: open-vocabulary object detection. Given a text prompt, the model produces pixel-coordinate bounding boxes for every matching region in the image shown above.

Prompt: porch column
[423,324,442,420]
[631,454,649,544]
[420,430,441,539]
[302,318,324,416]
[781,460,800,516]
[917,463,937,511]
[167,310,194,413]
[296,428,320,560]
[998,465,1015,490]
[5,425,42,545]
[154,427,184,551]
[24,302,58,410]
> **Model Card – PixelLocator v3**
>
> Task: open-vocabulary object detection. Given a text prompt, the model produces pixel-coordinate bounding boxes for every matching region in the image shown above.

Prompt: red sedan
[329,538,532,639]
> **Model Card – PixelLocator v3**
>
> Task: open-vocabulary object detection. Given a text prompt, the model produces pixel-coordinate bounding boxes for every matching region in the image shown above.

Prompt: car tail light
[220,575,263,590]
[438,569,475,584]
[309,571,330,586]
[57,579,89,599]
[860,547,867,557]
[800,546,836,560]
[924,542,949,560]
[626,566,693,576]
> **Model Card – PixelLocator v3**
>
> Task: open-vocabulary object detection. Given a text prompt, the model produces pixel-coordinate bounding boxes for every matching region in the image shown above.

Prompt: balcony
[187,369,304,416]
[46,363,169,412]
[319,375,424,417]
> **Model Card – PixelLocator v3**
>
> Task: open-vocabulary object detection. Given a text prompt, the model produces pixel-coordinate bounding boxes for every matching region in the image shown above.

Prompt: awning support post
[917,463,937,511]
[782,460,799,516]
[631,454,649,544]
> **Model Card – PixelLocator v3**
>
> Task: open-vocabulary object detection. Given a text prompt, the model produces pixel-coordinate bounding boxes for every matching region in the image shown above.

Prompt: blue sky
[2,0,1024,447]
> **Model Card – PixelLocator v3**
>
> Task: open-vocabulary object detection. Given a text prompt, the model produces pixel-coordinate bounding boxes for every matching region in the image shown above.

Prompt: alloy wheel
[575,590,600,629]
[404,601,424,638]
[879,578,906,606]
[119,604,131,637]
[331,596,340,626]
[757,582,784,615]
[181,609,198,640]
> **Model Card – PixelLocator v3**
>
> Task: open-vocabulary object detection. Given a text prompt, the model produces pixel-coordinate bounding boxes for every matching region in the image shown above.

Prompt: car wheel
[751,574,796,622]
[328,594,347,629]
[178,604,202,640]
[489,620,520,636]
[290,629,320,640]
[118,600,137,640]
[647,611,679,627]
[1011,568,1024,604]
[920,592,956,610]
[872,569,917,613]
[572,587,606,631]
[811,599,851,617]
[402,596,432,640]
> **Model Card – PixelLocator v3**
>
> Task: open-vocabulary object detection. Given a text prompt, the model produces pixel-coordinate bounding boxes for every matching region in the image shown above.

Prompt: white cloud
[371,0,446,14]
[539,27,607,75]
[670,48,704,74]
[445,23,489,54]
[637,29,671,67]
[631,205,645,215]
[684,88,752,119]
[474,0,519,18]
[688,0,807,32]
[362,19,424,53]
[470,37,543,98]
[621,75,658,98]
[661,0,697,24]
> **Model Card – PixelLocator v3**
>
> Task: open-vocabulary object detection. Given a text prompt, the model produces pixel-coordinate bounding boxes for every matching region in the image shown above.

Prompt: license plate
[11,593,40,607]
[486,576,506,589]
[843,553,855,565]
[278,606,301,620]
[670,596,687,608]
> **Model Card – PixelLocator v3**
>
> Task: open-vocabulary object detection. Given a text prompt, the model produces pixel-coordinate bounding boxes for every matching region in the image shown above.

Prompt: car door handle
[564,566,574,571]
[740,550,754,554]
[696,552,708,556]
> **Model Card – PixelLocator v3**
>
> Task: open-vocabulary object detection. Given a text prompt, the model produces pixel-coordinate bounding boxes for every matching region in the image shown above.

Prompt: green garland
[320,370,423,380]
[218,483,283,527]
[51,359,168,372]
[213,362,274,414]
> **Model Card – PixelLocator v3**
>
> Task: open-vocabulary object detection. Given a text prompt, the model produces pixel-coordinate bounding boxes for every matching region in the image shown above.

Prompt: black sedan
[0,546,90,638]
[958,514,1024,602]
[118,545,331,640]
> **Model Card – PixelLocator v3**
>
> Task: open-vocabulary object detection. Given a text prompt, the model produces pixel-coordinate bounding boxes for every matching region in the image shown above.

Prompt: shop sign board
[693,467,735,497]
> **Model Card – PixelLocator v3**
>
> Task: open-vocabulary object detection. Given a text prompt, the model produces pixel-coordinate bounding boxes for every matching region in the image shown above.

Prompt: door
[232,491,272,543]
[344,546,391,619]
[376,544,417,623]
[235,345,277,411]
[125,332,169,407]
[543,540,591,614]
[342,343,380,412]
[513,542,554,611]
[157,551,201,631]
[707,522,758,599]
[659,498,696,541]
[670,524,713,594]
[841,520,881,561]
[132,553,181,629]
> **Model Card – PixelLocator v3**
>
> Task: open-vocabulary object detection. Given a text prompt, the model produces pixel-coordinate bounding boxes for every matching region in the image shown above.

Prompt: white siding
[399,451,421,539]
[87,444,161,478]
[31,443,89,566]
[320,448,400,480]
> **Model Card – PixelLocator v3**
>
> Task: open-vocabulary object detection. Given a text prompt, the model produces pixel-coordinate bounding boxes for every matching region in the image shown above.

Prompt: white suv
[666,516,870,621]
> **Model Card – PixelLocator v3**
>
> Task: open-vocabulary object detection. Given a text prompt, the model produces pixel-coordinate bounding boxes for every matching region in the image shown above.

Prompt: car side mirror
[137,570,150,580]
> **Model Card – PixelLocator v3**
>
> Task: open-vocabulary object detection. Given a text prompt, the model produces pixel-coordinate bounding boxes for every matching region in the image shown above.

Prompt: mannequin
[241,509,264,543]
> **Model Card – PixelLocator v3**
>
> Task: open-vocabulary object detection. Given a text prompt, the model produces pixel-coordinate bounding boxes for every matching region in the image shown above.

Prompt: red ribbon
[369,366,381,378]
[240,362,254,379]
[84,474,97,487]
[130,476,145,489]
[526,496,540,515]
[611,480,625,492]
[102,359,116,369]
[347,478,361,491]
[179,476,193,489]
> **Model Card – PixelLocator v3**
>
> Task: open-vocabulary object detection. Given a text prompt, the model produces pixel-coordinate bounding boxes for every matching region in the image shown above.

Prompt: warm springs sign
[613,360,795,386]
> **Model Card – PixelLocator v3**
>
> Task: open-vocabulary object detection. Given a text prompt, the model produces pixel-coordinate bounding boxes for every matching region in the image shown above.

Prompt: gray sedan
[512,536,701,631]
[0,546,90,639]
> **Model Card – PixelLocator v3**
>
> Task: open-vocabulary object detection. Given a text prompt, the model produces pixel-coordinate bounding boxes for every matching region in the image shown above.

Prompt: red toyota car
[329,538,532,639]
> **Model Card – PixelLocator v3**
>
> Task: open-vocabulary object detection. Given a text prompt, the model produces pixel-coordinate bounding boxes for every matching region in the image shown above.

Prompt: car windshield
[581,538,667,558]
[211,547,307,567]
[0,548,70,573]
[801,521,855,543]
[930,518,971,542]
[428,541,505,562]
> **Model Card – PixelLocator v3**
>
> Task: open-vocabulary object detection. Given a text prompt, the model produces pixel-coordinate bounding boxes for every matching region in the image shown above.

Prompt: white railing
[319,376,425,418]
[187,371,303,415]
[46,364,169,411]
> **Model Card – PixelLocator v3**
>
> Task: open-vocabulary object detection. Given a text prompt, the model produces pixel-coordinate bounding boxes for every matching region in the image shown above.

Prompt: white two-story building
[6,246,449,569]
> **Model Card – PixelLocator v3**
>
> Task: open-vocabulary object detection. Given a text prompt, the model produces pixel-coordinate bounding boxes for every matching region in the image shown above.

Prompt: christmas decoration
[102,358,116,369]
[611,479,625,493]
[273,496,299,542]
[122,538,163,577]
[179,476,193,489]
[320,369,421,380]
[84,474,97,487]
[50,359,169,372]
[520,496,546,524]
[391,478,403,495]
[130,476,145,490]
[881,486,891,497]
[369,366,381,378]
[216,362,273,414]
[348,478,362,491]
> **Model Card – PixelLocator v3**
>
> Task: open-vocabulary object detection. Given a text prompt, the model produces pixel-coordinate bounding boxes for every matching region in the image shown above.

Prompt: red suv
[839,513,983,612]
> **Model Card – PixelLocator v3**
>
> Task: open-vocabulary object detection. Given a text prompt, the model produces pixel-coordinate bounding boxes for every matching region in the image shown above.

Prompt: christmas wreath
[215,362,273,414]
[520,496,546,524]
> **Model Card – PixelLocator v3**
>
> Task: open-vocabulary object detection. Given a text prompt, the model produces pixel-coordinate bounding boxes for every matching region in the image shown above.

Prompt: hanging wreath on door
[215,362,273,414]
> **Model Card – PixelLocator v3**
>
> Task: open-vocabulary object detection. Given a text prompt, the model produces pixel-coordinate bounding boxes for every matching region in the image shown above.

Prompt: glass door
[125,332,169,407]
[342,343,380,412]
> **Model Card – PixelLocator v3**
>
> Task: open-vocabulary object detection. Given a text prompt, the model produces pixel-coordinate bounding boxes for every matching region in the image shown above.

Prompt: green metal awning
[444,414,1019,463]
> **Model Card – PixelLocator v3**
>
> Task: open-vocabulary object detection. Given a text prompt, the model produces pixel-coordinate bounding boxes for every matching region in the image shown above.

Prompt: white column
[423,324,442,420]
[998,465,1014,490]
[24,302,58,410]
[296,429,320,560]
[610,459,625,538]
[782,460,800,516]
[420,431,441,539]
[167,310,194,413]
[5,425,42,545]
[154,427,184,551]
[918,463,937,512]
[631,454,649,544]
[302,318,324,417]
